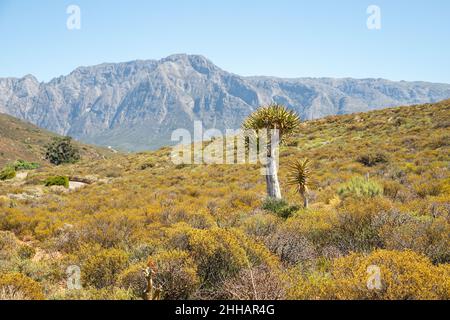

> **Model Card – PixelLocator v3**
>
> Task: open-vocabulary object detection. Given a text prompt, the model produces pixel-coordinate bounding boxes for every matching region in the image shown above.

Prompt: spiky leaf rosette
[242,104,301,145]
[287,158,311,195]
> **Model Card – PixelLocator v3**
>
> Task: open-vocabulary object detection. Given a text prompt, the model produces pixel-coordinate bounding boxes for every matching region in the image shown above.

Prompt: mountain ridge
[1,54,450,151]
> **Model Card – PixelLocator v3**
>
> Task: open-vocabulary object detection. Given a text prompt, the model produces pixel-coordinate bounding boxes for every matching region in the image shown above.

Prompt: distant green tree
[44,137,81,165]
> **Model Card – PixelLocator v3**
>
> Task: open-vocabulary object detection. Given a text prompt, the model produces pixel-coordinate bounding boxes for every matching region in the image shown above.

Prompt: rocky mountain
[1,54,450,151]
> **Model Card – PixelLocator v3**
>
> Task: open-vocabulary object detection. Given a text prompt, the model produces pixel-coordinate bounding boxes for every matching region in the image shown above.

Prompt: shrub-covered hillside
[0,113,114,168]
[0,100,449,300]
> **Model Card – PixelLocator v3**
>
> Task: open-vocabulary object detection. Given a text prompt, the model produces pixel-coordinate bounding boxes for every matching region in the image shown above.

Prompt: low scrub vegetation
[0,100,448,300]
[0,166,16,181]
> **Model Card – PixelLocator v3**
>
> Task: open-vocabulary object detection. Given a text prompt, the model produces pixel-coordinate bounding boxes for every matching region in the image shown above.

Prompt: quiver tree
[243,104,301,199]
[287,158,312,208]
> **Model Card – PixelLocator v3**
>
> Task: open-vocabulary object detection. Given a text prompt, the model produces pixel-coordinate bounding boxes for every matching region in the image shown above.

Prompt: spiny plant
[337,176,383,199]
[287,158,312,208]
[242,104,301,199]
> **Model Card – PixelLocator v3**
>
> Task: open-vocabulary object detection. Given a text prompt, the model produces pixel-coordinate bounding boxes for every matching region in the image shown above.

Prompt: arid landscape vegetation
[0,100,449,300]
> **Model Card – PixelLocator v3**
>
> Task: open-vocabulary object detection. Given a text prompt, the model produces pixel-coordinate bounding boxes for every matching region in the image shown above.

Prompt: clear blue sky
[1,0,449,83]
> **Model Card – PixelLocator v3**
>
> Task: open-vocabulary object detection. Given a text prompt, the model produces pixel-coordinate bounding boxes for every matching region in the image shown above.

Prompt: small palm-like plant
[243,104,301,199]
[287,158,311,208]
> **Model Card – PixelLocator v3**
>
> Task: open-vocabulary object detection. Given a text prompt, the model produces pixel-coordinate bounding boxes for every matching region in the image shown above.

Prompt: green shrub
[12,160,40,171]
[0,166,16,181]
[44,176,69,188]
[357,152,389,167]
[44,137,80,165]
[337,177,383,199]
[262,198,299,219]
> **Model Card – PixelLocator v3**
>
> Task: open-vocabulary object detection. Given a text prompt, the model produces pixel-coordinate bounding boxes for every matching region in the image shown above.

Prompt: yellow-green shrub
[187,228,248,286]
[118,263,147,298]
[332,197,393,252]
[0,166,16,181]
[329,250,450,300]
[82,248,129,289]
[288,250,450,300]
[0,273,45,300]
[152,250,199,300]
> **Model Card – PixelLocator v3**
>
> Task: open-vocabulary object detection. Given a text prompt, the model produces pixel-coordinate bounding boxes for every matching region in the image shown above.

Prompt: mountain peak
[160,54,218,74]
[1,55,450,151]
[21,74,39,83]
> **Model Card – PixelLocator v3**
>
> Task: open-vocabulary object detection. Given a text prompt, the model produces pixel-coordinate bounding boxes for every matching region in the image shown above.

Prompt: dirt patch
[68,181,88,191]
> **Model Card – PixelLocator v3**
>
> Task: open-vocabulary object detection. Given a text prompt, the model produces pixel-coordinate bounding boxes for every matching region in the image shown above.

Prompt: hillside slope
[0,113,115,167]
[1,54,450,150]
[0,100,449,300]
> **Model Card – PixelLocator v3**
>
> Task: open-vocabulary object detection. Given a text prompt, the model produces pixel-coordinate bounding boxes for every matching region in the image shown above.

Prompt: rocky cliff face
[1,54,450,150]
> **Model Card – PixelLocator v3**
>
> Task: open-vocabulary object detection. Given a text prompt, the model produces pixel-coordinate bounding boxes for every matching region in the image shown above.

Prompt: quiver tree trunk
[302,192,309,209]
[265,130,282,199]
[265,155,282,199]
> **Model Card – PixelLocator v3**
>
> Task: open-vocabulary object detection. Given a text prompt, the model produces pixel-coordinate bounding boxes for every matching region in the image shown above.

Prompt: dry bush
[118,263,147,298]
[152,250,199,300]
[267,229,317,266]
[374,210,450,263]
[356,152,389,167]
[0,286,26,300]
[331,197,393,253]
[220,266,286,300]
